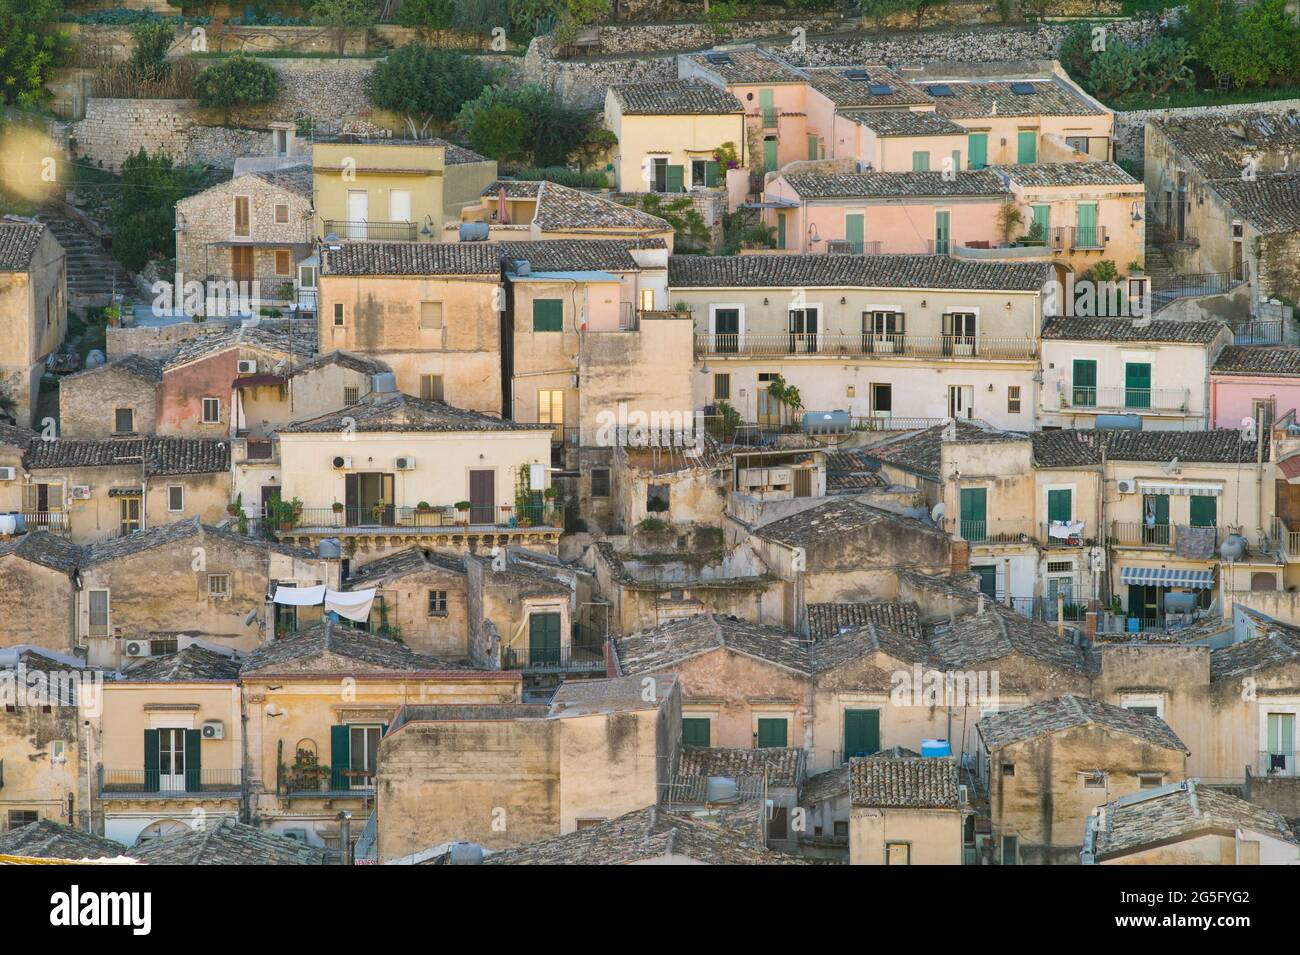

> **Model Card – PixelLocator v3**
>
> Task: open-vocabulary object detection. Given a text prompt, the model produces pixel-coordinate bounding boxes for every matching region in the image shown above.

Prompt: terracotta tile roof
[804,65,930,107]
[686,48,806,85]
[346,546,464,587]
[0,820,126,861]
[531,181,671,232]
[806,600,922,641]
[866,420,1018,480]
[163,324,317,370]
[0,531,83,574]
[63,353,164,383]
[25,436,230,476]
[480,805,806,864]
[0,422,35,450]
[677,745,805,786]
[991,161,1138,188]
[614,614,812,674]
[1209,628,1300,681]
[800,764,850,804]
[129,819,325,865]
[609,79,744,115]
[850,755,959,808]
[240,620,474,675]
[754,497,946,549]
[288,349,389,378]
[1087,779,1297,861]
[80,518,315,565]
[1209,172,1300,234]
[1150,111,1300,181]
[1213,344,1300,377]
[482,180,541,199]
[322,238,661,276]
[781,169,1007,199]
[929,605,1093,674]
[978,694,1188,752]
[1043,317,1227,344]
[0,221,47,271]
[549,674,676,715]
[248,164,313,197]
[281,390,551,434]
[925,78,1104,119]
[811,620,935,670]
[825,449,887,493]
[118,645,242,681]
[839,108,966,136]
[1031,428,1268,468]
[428,137,488,165]
[667,253,1050,291]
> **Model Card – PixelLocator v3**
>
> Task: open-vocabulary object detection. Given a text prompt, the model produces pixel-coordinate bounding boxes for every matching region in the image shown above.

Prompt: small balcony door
[529,612,562,666]
[712,308,740,353]
[119,496,141,536]
[349,725,381,789]
[469,468,496,524]
[345,472,394,526]
[942,311,976,355]
[231,246,254,284]
[347,190,368,239]
[788,307,819,353]
[1267,713,1296,776]
[158,727,186,793]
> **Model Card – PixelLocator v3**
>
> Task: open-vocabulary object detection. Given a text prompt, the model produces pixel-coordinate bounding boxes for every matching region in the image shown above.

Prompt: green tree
[902,0,946,28]
[453,0,509,42]
[1197,0,1300,89]
[856,0,904,28]
[466,102,528,161]
[193,54,278,109]
[397,0,455,45]
[130,21,174,82]
[456,84,595,167]
[309,0,378,55]
[508,0,559,39]
[367,45,492,129]
[111,149,204,273]
[0,0,69,108]
[567,0,610,24]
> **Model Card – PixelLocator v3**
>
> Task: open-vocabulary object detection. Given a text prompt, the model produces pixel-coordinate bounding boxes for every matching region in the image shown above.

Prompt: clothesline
[272,585,376,623]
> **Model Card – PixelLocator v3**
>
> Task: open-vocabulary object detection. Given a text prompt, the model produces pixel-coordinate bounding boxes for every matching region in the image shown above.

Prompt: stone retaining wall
[1114,98,1300,166]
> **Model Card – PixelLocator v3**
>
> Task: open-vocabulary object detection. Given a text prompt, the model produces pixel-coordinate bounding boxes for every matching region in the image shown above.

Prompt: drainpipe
[339,810,352,865]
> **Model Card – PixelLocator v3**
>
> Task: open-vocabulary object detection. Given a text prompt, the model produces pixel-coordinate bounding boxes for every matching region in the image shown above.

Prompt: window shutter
[330,724,350,791]
[22,483,35,511]
[895,312,905,333]
[184,728,202,792]
[345,474,358,512]
[50,483,64,510]
[704,161,720,187]
[144,729,160,791]
[665,165,684,193]
[78,589,90,640]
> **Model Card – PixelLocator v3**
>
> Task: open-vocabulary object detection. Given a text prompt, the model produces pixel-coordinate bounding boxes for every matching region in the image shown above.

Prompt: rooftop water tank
[1220,534,1248,562]
[921,738,952,758]
[802,409,851,435]
[459,222,489,242]
[318,538,342,560]
[1095,413,1142,431]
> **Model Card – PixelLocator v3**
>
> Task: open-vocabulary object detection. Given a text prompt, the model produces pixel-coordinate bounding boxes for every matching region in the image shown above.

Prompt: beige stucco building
[849,755,965,865]
[0,222,66,429]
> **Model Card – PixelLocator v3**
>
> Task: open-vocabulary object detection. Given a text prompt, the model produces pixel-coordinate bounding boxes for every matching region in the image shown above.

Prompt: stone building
[0,534,81,653]
[0,222,67,429]
[456,180,675,249]
[343,547,469,658]
[849,754,965,865]
[59,354,164,439]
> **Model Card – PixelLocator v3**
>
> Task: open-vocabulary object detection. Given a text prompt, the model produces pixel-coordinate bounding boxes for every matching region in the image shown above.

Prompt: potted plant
[455,501,471,524]
[416,501,432,512]
[331,501,344,513]
[370,498,387,524]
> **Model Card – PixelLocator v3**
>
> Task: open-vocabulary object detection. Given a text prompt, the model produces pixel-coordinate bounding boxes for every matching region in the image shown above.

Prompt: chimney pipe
[339,810,352,865]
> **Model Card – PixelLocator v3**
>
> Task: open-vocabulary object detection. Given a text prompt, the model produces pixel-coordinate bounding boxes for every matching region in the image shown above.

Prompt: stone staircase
[38,205,137,309]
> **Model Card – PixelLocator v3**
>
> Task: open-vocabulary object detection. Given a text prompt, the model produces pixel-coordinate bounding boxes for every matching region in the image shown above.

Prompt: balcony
[948,518,1036,545]
[9,511,71,536]
[278,766,374,799]
[1040,521,1090,547]
[1110,521,1224,550]
[758,108,778,128]
[322,219,418,242]
[694,333,1037,360]
[1052,225,1108,252]
[1256,751,1300,777]
[1062,386,1190,414]
[266,503,563,536]
[99,767,243,798]
[501,642,608,674]
[1271,518,1300,563]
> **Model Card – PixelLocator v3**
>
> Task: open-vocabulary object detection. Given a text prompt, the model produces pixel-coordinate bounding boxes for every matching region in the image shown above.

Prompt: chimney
[498,186,509,225]
[1085,610,1098,643]
[950,539,970,576]
[339,810,352,865]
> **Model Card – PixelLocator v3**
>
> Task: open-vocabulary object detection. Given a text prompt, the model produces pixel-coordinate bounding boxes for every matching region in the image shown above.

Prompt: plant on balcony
[370,498,388,523]
[1017,220,1046,247]
[1128,260,1145,276]
[765,375,804,430]
[455,500,471,512]
[997,203,1024,245]
[331,501,344,513]
[266,496,301,532]
[713,142,740,171]
[1088,260,1119,283]
[415,501,433,512]
[286,748,330,791]
[543,487,557,500]
[638,516,668,533]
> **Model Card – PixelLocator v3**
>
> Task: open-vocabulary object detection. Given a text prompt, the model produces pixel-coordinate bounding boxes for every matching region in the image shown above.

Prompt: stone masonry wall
[1114,98,1300,166]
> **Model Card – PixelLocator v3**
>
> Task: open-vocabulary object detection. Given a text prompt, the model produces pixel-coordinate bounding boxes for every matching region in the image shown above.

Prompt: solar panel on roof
[844,69,871,81]
[927,84,954,97]
[868,84,892,96]
[1009,82,1036,95]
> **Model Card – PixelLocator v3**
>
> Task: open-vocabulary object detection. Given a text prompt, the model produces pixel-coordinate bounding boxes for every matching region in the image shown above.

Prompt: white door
[159,728,186,792]
[347,190,368,239]
[389,189,411,224]
[350,724,381,788]
[948,385,974,419]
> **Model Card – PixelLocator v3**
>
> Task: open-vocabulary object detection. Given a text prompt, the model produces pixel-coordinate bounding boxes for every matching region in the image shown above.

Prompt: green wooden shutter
[974,565,997,598]
[682,717,711,747]
[704,160,720,187]
[759,89,775,126]
[843,710,880,760]
[757,718,788,748]
[1047,488,1072,523]
[1077,202,1098,247]
[1072,359,1097,407]
[912,151,930,171]
[184,728,201,793]
[777,212,787,250]
[844,213,864,253]
[763,138,778,173]
[960,486,987,541]
[968,133,987,170]
[1017,130,1037,163]
[935,210,950,253]
[665,164,684,193]
[330,724,350,792]
[144,729,159,792]
[529,612,561,665]
[533,299,563,332]
[1031,204,1050,240]
[1189,495,1217,527]
[807,135,819,161]
[1125,362,1151,409]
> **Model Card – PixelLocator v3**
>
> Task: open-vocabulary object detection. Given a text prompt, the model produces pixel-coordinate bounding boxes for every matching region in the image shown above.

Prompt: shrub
[456,84,596,167]
[130,20,174,81]
[397,0,455,44]
[512,166,608,188]
[193,54,278,108]
[468,103,528,161]
[366,46,492,128]
[110,150,205,272]
[0,0,70,108]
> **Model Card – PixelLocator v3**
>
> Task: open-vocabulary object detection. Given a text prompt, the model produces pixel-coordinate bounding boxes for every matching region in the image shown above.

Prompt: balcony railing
[99,767,243,797]
[949,518,1036,544]
[1063,386,1190,413]
[322,219,418,242]
[11,511,71,535]
[501,642,608,673]
[278,766,374,798]
[694,333,1037,360]
[1053,225,1108,251]
[1040,521,1089,546]
[1110,521,1225,549]
[1257,750,1300,777]
[1150,269,1247,311]
[275,503,562,533]
[759,108,778,128]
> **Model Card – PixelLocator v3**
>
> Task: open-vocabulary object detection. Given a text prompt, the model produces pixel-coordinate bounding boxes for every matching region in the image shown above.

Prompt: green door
[330,723,350,791]
[704,160,720,187]
[1072,359,1097,407]
[757,718,788,748]
[807,134,819,161]
[777,212,787,249]
[1143,493,1169,545]
[1047,488,1072,524]
[529,612,562,665]
[143,729,160,792]
[763,137,778,172]
[759,88,776,126]
[1189,495,1217,527]
[960,486,987,541]
[1030,204,1050,242]
[1017,129,1037,163]
[682,717,711,747]
[184,728,201,793]
[1125,362,1151,409]
[843,709,880,761]
[912,151,930,171]
[935,210,950,254]
[1077,202,1099,248]
[664,164,684,193]
[968,133,988,170]
[845,213,864,253]
[974,565,997,599]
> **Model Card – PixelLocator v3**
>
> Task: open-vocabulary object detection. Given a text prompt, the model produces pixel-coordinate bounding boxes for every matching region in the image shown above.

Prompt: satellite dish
[931,502,947,523]
[243,609,259,627]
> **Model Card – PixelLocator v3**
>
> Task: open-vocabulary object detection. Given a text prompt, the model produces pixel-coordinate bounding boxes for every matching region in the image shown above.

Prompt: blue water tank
[459,222,490,242]
[921,738,951,758]
[1095,414,1142,430]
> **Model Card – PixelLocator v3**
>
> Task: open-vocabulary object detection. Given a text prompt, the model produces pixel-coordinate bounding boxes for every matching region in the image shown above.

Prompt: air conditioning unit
[71,485,92,500]
[201,720,225,740]
[0,467,14,481]
[394,456,415,471]
[236,359,258,375]
[1116,478,1137,494]
[332,455,352,470]
[124,640,151,658]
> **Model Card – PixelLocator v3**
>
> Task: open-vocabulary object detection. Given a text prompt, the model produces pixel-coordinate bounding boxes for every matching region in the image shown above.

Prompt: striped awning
[1119,566,1215,588]
[1136,481,1221,496]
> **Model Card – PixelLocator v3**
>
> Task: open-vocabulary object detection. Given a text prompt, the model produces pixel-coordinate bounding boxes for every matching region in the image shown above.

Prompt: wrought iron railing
[279,766,375,797]
[323,219,418,242]
[1062,386,1189,413]
[99,767,242,796]
[500,642,607,673]
[276,503,562,532]
[694,332,1037,360]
